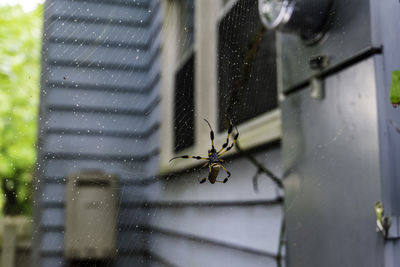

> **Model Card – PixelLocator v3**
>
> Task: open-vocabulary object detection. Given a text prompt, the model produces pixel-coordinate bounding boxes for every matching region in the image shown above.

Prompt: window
[160,0,281,173]
[173,0,196,152]
[174,52,195,152]
[217,0,277,130]
[177,0,195,53]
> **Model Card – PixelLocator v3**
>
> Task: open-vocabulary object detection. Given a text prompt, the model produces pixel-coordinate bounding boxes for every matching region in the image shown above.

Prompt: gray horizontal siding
[59,0,151,8]
[43,130,159,156]
[114,255,152,267]
[41,231,63,254]
[46,27,161,73]
[42,158,148,178]
[45,123,159,138]
[144,154,161,178]
[46,81,160,111]
[149,232,277,267]
[41,257,64,267]
[42,150,157,161]
[41,207,64,227]
[49,0,150,24]
[36,0,162,266]
[46,65,150,88]
[48,20,150,45]
[40,184,152,206]
[45,66,160,91]
[146,205,282,254]
[146,147,284,267]
[45,103,160,133]
[47,43,151,69]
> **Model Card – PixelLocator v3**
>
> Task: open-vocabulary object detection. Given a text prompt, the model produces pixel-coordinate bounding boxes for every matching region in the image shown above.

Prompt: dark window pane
[218,0,277,130]
[174,53,195,152]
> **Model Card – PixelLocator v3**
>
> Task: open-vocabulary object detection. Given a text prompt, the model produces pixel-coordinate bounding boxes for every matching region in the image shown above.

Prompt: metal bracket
[310,77,324,100]
[309,55,330,70]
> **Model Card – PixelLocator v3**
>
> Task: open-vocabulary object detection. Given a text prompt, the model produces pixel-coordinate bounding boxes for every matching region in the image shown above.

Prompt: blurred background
[0,0,43,265]
[0,0,400,267]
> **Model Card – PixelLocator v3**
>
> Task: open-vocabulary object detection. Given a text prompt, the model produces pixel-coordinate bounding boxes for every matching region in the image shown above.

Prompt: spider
[170,119,239,184]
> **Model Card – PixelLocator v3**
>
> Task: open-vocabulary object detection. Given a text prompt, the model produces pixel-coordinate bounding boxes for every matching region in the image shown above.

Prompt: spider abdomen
[209,165,220,184]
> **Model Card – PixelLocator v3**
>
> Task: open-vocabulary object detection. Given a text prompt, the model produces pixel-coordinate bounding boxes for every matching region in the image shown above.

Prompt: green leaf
[390,71,400,107]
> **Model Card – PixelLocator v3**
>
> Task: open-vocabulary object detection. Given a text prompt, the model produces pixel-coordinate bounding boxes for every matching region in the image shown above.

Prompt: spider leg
[218,125,239,156]
[218,119,233,153]
[169,155,208,162]
[199,164,211,184]
[215,164,231,183]
[200,161,209,169]
[204,119,216,151]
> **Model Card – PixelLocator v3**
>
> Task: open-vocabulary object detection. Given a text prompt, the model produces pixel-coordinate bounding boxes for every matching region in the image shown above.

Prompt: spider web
[27,0,346,266]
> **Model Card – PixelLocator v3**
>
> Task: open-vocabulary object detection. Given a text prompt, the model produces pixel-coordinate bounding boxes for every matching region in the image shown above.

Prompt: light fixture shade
[258,0,334,42]
[258,0,292,30]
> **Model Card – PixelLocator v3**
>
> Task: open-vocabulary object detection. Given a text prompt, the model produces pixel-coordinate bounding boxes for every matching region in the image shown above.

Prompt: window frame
[159,0,281,174]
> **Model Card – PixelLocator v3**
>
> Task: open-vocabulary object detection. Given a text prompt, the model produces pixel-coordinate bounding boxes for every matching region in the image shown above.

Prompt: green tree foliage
[0,4,42,215]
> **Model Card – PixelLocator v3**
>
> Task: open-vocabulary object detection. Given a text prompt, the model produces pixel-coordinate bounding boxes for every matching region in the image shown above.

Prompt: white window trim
[159,0,281,175]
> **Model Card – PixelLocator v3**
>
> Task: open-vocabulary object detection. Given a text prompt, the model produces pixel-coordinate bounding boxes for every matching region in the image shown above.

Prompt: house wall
[279,0,400,266]
[282,58,384,267]
[369,1,400,266]
[34,1,284,266]
[33,0,162,266]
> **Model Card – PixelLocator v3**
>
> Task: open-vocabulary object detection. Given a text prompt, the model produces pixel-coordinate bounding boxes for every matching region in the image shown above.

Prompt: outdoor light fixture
[258,0,291,29]
[258,0,334,42]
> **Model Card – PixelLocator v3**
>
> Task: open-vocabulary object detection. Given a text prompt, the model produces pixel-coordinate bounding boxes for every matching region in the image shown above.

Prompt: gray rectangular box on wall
[65,170,119,260]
